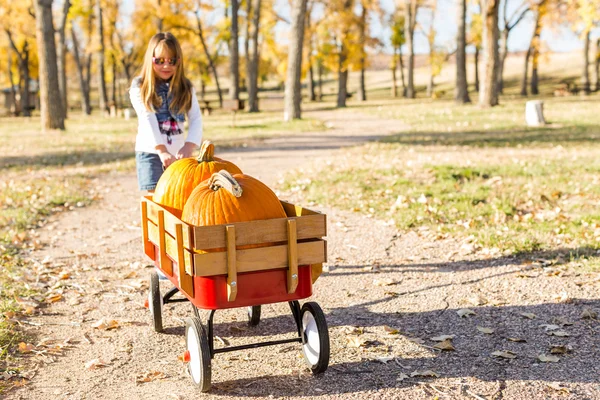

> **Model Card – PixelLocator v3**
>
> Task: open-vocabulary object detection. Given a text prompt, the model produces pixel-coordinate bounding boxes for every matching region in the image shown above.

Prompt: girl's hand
[176,142,197,159]
[157,150,176,168]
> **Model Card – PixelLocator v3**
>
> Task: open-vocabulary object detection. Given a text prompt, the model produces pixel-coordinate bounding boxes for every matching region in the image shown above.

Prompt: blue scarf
[155,81,184,145]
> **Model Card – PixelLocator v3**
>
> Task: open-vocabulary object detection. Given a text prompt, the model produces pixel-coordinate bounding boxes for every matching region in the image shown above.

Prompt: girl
[130,32,202,192]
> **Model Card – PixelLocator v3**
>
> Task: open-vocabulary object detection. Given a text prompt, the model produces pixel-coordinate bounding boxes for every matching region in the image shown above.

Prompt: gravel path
[6,110,600,400]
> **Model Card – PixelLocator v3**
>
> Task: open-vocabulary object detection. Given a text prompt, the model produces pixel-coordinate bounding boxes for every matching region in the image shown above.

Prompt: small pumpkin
[181,170,286,228]
[152,141,242,216]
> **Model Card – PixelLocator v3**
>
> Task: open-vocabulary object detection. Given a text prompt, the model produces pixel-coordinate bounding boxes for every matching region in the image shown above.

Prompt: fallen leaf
[580,308,598,320]
[407,337,425,344]
[342,326,364,335]
[383,325,399,335]
[346,336,368,348]
[457,309,475,318]
[410,370,440,378]
[58,271,71,280]
[376,356,394,364]
[491,350,517,359]
[92,319,120,331]
[397,372,410,382]
[46,294,63,303]
[373,278,398,286]
[230,326,247,333]
[507,337,527,343]
[547,382,570,393]
[520,312,536,320]
[433,339,455,351]
[430,335,455,342]
[550,345,568,354]
[538,354,560,363]
[476,326,494,334]
[548,330,570,337]
[467,295,488,306]
[540,324,560,331]
[136,371,166,383]
[18,343,34,354]
[85,358,110,370]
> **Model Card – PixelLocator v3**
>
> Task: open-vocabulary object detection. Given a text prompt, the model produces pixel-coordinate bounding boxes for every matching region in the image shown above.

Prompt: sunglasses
[152,57,179,66]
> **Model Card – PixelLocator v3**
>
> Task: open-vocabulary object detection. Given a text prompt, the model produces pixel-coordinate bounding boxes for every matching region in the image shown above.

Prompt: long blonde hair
[138,32,192,115]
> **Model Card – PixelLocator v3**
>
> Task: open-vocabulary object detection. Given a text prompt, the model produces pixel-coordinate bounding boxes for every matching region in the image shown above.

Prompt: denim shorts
[136,152,164,191]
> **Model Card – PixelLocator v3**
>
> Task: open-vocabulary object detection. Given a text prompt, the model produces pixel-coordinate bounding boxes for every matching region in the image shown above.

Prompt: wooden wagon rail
[140,196,327,301]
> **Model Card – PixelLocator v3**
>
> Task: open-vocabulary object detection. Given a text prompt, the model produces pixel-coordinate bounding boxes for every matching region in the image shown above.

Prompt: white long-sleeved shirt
[129,78,203,155]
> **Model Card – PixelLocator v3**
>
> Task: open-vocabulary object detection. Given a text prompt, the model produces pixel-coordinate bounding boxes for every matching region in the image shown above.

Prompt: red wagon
[140,196,329,391]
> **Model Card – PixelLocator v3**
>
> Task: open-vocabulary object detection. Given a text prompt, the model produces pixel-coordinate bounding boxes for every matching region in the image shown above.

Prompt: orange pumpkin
[181,170,286,228]
[152,141,242,216]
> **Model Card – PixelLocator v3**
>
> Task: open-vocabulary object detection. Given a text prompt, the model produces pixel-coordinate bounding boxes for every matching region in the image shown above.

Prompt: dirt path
[7,110,600,400]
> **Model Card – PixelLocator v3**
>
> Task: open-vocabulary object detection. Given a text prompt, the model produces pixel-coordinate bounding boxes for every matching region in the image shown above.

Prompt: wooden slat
[287,219,298,294]
[148,221,193,273]
[226,225,238,302]
[193,240,326,277]
[193,214,326,250]
[144,196,193,250]
[157,210,173,275]
[176,223,194,297]
[281,201,320,217]
[140,199,154,259]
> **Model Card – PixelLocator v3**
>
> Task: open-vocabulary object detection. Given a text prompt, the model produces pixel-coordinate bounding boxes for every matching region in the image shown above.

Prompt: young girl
[130,32,202,192]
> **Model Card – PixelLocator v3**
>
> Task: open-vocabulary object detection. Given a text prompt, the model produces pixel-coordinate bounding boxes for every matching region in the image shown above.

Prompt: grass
[0,108,325,391]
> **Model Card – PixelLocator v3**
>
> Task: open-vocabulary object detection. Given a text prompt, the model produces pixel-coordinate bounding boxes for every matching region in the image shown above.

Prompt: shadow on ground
[0,149,133,169]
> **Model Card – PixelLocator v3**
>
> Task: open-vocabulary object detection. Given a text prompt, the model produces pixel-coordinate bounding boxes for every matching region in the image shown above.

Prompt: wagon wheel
[148,271,163,333]
[300,302,330,374]
[247,305,261,326]
[185,317,212,392]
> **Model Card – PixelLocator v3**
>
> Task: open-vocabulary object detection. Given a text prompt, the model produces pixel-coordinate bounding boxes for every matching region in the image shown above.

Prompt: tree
[305,4,317,102]
[478,0,500,107]
[94,0,109,114]
[390,14,406,97]
[403,0,419,98]
[455,0,470,103]
[246,0,261,112]
[498,0,529,93]
[34,0,65,130]
[283,0,307,121]
[529,1,546,95]
[56,0,71,119]
[468,13,483,92]
[229,0,240,101]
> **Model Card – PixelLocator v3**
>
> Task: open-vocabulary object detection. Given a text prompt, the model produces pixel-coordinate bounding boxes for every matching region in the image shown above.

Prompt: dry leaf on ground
[476,326,494,334]
[373,278,398,286]
[430,335,455,342]
[397,372,410,382]
[407,337,425,344]
[410,370,440,378]
[376,356,395,364]
[547,330,570,337]
[580,308,598,319]
[136,371,166,383]
[547,383,570,393]
[85,359,110,370]
[491,350,517,359]
[550,345,568,354]
[46,294,63,303]
[519,312,536,320]
[457,309,475,318]
[540,324,560,331]
[507,337,527,343]
[433,339,455,351]
[383,325,399,335]
[92,319,120,331]
[346,336,368,348]
[342,326,364,335]
[538,354,560,363]
[18,343,34,354]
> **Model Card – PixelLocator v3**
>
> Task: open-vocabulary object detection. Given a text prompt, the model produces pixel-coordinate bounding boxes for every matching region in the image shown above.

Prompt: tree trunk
[427,72,434,98]
[474,47,480,92]
[6,32,31,116]
[530,11,542,95]
[7,45,18,115]
[57,0,71,119]
[317,60,323,101]
[455,0,470,103]
[479,0,500,107]
[35,0,65,130]
[497,28,509,94]
[111,53,117,107]
[229,0,240,100]
[284,0,308,120]
[95,0,109,114]
[358,2,367,101]
[308,62,316,101]
[582,28,591,95]
[391,48,398,97]
[194,9,223,108]
[404,0,415,98]
[247,0,261,112]
[398,46,406,97]
[71,26,92,115]
[337,44,348,107]
[595,39,600,92]
[156,0,163,32]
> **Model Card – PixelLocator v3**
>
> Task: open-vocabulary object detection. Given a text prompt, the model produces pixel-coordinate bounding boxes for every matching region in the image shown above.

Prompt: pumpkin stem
[208,170,243,197]
[197,140,215,162]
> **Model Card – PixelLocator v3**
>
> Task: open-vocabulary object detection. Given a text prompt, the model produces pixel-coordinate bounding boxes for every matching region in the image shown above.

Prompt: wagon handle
[226,225,238,302]
[287,219,299,294]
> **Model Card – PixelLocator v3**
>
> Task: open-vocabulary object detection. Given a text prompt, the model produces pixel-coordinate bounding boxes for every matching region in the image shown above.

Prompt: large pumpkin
[181,170,286,228]
[152,141,242,216]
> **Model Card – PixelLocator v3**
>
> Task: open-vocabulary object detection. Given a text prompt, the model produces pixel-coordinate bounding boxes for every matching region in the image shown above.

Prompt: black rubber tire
[149,271,163,333]
[300,302,330,374]
[247,305,261,326]
[185,317,212,392]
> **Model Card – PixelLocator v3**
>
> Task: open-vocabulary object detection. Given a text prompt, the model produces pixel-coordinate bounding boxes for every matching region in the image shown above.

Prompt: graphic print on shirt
[156,82,185,145]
